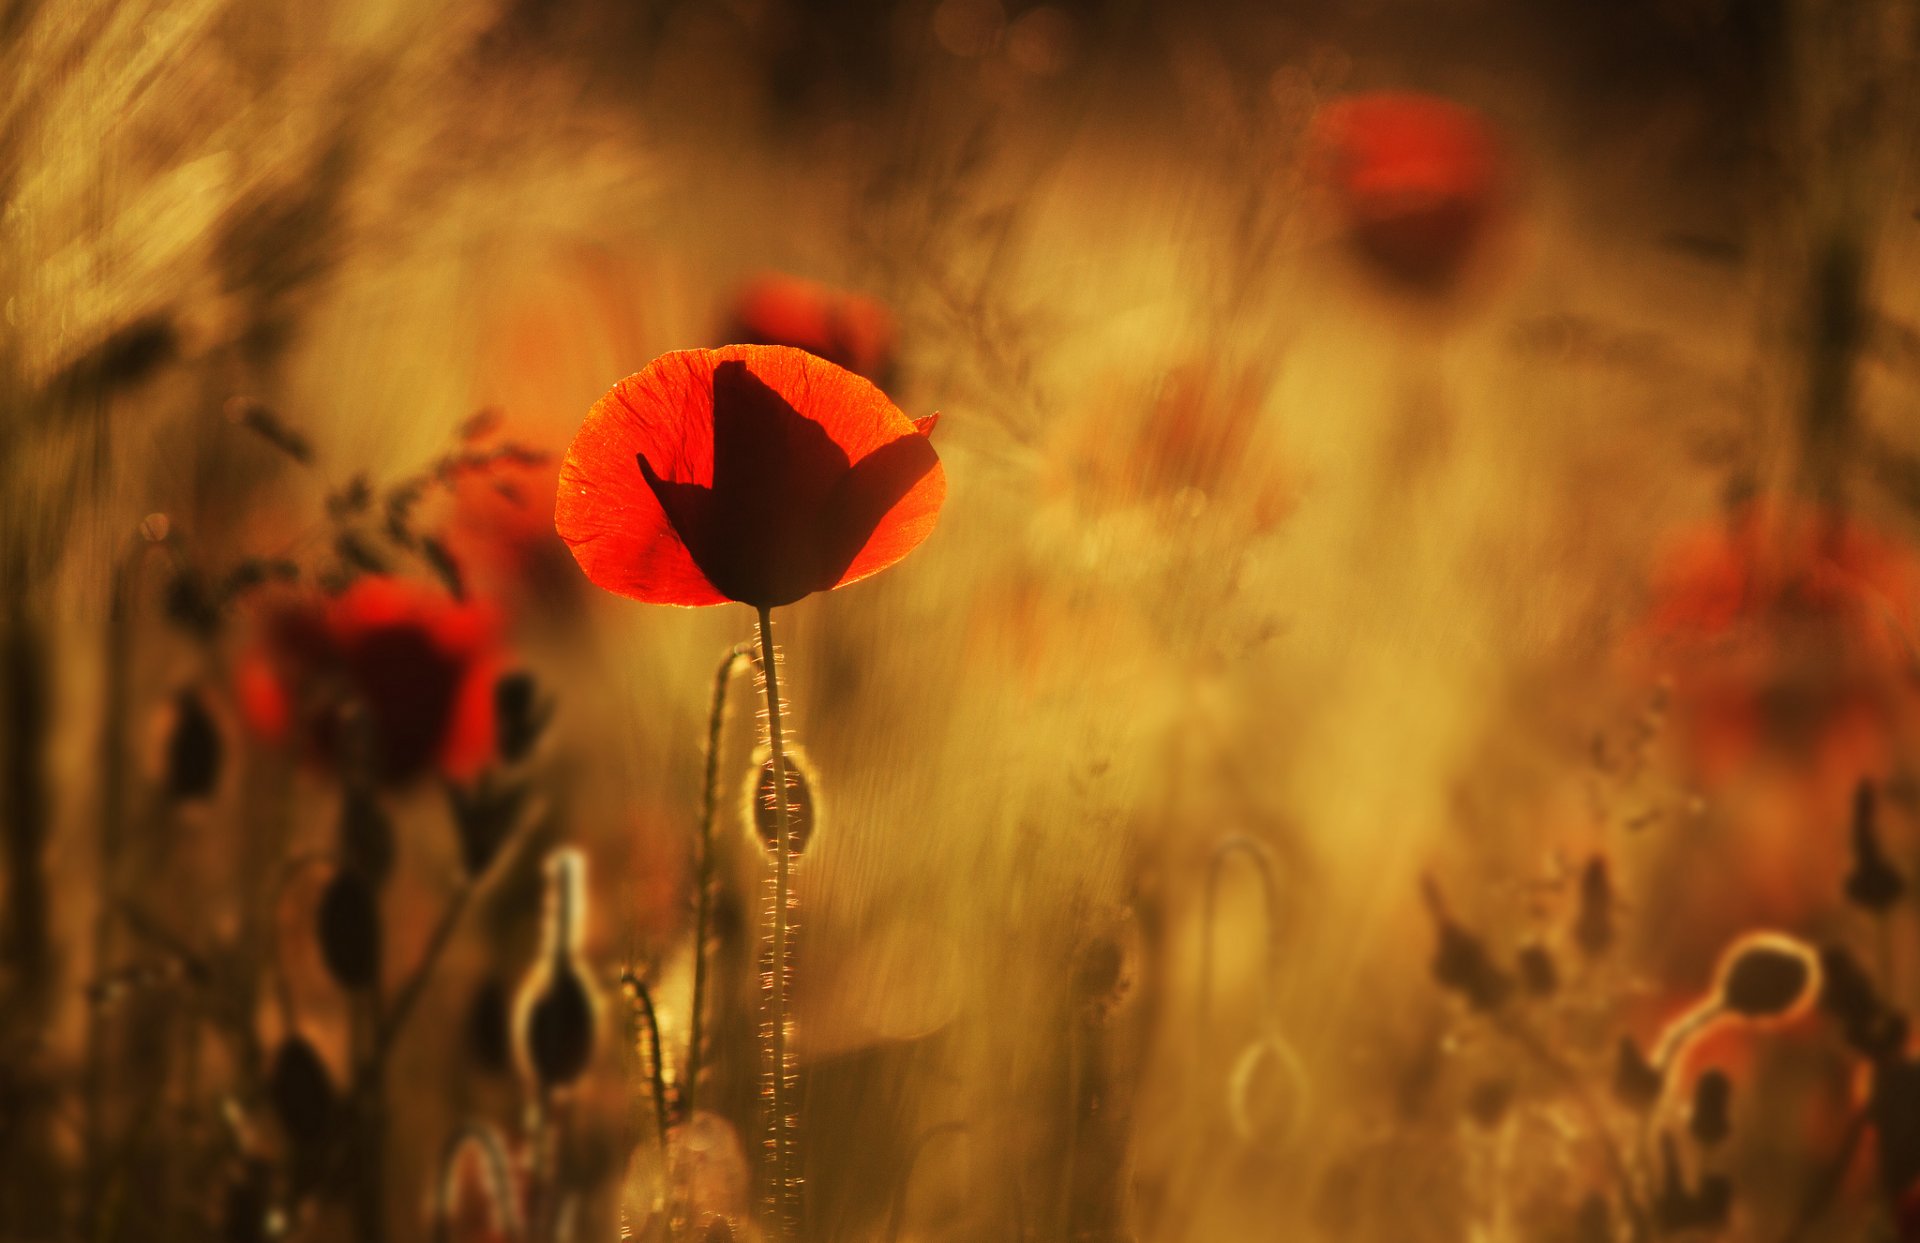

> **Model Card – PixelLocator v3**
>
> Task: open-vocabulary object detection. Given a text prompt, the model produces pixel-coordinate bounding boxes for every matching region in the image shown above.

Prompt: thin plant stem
[627,973,672,1153]
[756,605,799,1240]
[687,642,752,1128]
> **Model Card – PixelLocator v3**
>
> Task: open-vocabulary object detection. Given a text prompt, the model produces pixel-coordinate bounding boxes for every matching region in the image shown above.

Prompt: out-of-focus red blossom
[237,576,500,787]
[444,434,582,611]
[556,345,944,609]
[1634,500,1920,793]
[727,272,898,384]
[1309,91,1503,291]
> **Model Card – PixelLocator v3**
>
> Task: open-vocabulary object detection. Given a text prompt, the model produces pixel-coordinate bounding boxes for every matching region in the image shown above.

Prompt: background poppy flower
[1635,499,1920,791]
[1309,91,1503,291]
[555,345,944,609]
[238,576,501,786]
[726,273,898,384]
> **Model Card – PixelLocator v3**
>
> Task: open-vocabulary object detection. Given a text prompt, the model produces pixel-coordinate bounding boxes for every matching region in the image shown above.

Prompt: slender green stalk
[687,642,751,1129]
[756,606,799,1240]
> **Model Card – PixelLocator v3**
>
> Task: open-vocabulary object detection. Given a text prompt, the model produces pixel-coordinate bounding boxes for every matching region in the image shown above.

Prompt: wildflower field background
[5,0,1920,1240]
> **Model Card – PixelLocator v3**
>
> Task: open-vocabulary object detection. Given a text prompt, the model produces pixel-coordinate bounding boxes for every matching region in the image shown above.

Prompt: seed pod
[1845,781,1905,913]
[1690,1069,1731,1147]
[337,788,395,885]
[268,1035,337,1184]
[1516,943,1558,998]
[1612,1035,1664,1111]
[316,869,381,992]
[1717,934,1817,1021]
[517,849,597,1091]
[163,688,222,801]
[1573,856,1614,958]
[750,752,816,857]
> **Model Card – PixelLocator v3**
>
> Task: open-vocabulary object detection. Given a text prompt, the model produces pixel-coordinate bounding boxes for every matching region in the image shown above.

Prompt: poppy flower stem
[756,605,801,1240]
[687,642,752,1130]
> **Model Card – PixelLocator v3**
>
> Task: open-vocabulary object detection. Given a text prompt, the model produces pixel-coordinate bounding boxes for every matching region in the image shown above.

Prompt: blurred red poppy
[727,273,897,383]
[555,345,944,609]
[442,429,581,614]
[238,576,500,786]
[1309,91,1503,291]
[1636,499,1920,790]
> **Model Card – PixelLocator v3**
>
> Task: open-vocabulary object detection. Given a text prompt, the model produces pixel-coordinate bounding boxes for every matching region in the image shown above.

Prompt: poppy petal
[914,414,939,436]
[556,352,730,606]
[823,432,942,587]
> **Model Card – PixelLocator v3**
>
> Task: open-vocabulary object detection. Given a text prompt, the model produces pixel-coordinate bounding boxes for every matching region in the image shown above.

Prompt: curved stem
[756,606,799,1240]
[628,973,672,1153]
[687,642,751,1128]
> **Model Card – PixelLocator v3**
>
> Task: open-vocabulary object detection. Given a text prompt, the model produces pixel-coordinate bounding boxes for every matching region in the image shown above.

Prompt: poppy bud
[1845,781,1906,913]
[1516,943,1558,997]
[449,781,529,876]
[1716,934,1817,1021]
[516,849,598,1092]
[1612,1035,1664,1111]
[316,869,381,992]
[494,671,550,764]
[163,571,221,638]
[1573,857,1614,959]
[750,752,817,857]
[163,688,222,801]
[1422,879,1512,1012]
[1227,1035,1307,1150]
[1819,944,1907,1060]
[267,1035,337,1184]
[1690,1069,1732,1147]
[337,788,395,885]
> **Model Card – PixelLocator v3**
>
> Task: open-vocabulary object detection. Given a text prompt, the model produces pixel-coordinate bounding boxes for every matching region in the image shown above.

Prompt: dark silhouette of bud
[267,1035,337,1186]
[1845,781,1906,913]
[1612,1035,1664,1111]
[1573,856,1614,958]
[163,571,221,638]
[494,671,550,764]
[1717,934,1817,1020]
[1690,1069,1732,1147]
[751,752,816,856]
[517,849,597,1092]
[316,869,381,992]
[1422,878,1512,1012]
[1819,944,1908,1060]
[337,788,395,885]
[1516,943,1558,997]
[448,781,529,876]
[221,1159,273,1243]
[163,688,222,801]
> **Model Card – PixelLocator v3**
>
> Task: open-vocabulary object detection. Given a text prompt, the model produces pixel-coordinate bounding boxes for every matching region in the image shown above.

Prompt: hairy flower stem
[687,642,751,1129]
[756,606,800,1240]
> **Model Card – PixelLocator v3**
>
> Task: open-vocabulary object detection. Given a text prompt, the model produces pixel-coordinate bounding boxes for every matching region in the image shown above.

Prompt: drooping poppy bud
[316,869,381,992]
[493,670,550,765]
[1515,943,1558,998]
[749,750,817,857]
[448,780,529,877]
[1572,856,1614,959]
[1689,1069,1732,1147]
[1845,780,1906,913]
[163,688,222,801]
[1715,933,1818,1021]
[516,848,598,1092]
[267,1034,337,1185]
[555,346,944,609]
[1612,1035,1664,1111]
[1421,878,1512,1012]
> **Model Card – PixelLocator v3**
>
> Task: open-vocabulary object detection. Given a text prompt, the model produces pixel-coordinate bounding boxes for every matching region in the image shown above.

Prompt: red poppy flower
[238,576,500,786]
[1309,91,1503,290]
[442,428,582,613]
[726,273,898,383]
[555,345,944,609]
[1635,499,1920,791]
